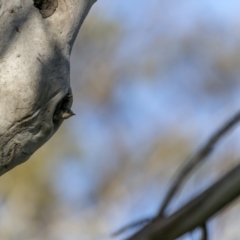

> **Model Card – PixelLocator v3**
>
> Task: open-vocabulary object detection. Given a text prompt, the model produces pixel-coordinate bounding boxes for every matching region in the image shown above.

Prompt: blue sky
[60,1,240,239]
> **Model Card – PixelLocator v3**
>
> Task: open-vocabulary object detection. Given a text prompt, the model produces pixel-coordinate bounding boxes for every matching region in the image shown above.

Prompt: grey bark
[0,0,96,175]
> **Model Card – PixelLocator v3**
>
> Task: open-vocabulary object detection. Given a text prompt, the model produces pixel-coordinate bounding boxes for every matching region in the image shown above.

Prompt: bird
[53,108,75,121]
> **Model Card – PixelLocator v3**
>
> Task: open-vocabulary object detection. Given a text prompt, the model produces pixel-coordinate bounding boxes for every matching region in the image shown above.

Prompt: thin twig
[157,110,240,217]
[200,223,208,240]
[111,218,152,237]
[113,111,240,237]
[127,162,240,240]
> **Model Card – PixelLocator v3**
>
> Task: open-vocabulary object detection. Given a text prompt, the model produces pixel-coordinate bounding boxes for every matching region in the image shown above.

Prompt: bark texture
[0,0,96,175]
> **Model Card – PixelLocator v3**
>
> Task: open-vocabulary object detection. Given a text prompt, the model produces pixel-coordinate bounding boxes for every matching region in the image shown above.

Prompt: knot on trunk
[33,0,58,18]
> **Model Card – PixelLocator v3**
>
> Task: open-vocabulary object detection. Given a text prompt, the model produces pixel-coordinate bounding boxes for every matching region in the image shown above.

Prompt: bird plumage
[53,108,75,121]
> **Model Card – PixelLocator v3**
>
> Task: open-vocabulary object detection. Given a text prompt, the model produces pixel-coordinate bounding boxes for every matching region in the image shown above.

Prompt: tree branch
[127,162,240,240]
[113,111,240,239]
[158,110,240,217]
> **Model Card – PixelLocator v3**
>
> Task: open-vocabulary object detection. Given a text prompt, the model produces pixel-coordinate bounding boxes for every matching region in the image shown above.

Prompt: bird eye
[53,92,73,123]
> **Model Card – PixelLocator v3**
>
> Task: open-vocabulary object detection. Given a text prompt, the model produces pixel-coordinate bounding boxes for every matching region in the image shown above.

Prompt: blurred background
[1,0,240,239]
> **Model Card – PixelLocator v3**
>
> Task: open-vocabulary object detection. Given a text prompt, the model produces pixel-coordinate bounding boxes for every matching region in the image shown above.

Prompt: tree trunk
[0,0,96,175]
